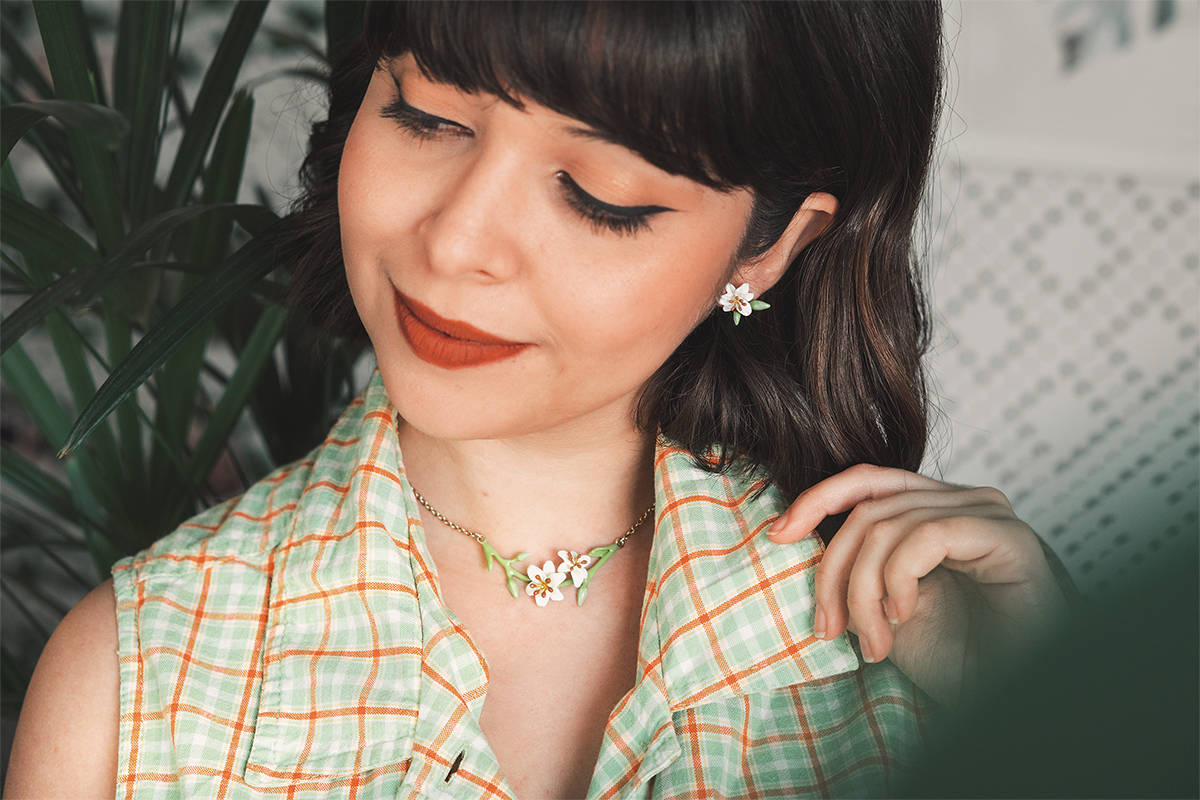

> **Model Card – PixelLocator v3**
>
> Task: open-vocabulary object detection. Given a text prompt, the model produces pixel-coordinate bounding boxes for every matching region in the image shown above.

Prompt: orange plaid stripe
[114,372,934,799]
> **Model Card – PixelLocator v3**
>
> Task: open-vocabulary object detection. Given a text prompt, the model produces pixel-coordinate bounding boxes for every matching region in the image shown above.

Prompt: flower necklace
[413,490,655,607]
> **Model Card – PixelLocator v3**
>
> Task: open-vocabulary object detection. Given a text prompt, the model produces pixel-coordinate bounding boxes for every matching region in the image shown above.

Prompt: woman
[7,2,1071,798]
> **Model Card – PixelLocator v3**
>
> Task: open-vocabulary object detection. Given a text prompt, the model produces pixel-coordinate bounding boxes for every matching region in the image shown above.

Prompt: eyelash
[556,172,661,237]
[380,90,666,237]
[380,97,467,141]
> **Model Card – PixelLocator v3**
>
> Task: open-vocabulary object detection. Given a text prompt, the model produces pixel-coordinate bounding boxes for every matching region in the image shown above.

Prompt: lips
[393,290,529,369]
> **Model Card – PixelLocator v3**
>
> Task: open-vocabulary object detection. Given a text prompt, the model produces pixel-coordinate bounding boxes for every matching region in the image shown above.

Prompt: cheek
[540,239,733,375]
[339,118,373,275]
[338,108,427,317]
[338,117,389,261]
[339,119,398,345]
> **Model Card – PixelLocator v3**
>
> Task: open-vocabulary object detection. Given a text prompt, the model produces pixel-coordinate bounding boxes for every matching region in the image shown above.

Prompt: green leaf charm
[574,544,621,606]
[480,540,530,599]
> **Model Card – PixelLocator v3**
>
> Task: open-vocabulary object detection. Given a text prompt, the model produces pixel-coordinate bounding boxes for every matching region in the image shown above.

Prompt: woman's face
[340,55,754,442]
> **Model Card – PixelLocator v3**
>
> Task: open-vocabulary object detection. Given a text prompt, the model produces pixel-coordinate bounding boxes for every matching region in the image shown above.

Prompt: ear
[734,192,839,296]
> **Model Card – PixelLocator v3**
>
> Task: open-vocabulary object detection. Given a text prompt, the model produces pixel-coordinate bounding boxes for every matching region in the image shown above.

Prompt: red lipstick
[393,290,529,369]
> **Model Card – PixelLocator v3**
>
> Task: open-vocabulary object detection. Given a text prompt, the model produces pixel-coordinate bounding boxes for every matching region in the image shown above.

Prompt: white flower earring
[718,282,771,325]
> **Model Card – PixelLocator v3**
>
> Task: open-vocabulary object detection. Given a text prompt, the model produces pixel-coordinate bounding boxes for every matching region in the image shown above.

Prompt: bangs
[363,1,762,190]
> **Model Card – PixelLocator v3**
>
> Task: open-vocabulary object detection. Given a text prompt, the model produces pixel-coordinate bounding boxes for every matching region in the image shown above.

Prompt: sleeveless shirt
[112,370,933,799]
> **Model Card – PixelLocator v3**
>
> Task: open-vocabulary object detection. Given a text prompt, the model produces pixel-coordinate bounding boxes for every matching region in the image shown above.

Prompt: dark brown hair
[279,1,942,516]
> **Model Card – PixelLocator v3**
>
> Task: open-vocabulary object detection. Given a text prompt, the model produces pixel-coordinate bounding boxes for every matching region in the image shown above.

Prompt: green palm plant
[0,0,366,729]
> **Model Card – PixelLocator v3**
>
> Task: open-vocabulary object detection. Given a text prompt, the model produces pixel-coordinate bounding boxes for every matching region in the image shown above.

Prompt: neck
[397,408,657,555]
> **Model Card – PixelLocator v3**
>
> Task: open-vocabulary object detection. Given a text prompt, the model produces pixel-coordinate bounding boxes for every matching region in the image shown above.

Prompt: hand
[768,464,1071,707]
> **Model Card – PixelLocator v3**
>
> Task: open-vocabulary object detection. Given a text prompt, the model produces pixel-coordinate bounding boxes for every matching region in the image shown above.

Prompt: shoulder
[5,580,119,799]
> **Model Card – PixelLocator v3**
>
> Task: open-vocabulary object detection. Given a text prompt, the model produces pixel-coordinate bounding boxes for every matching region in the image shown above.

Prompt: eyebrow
[564,124,627,149]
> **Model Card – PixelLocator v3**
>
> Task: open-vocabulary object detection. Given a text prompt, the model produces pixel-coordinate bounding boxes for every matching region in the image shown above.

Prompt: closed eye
[556,172,671,236]
[381,74,472,140]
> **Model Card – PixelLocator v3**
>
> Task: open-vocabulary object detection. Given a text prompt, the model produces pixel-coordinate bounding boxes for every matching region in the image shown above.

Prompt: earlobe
[735,191,840,296]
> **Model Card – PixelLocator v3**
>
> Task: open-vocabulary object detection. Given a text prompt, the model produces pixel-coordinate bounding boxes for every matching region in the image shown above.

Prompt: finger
[910,513,1042,587]
[880,521,953,630]
[811,518,868,642]
[837,500,1016,661]
[810,488,998,642]
[876,510,1030,650]
[837,487,1013,536]
[842,507,949,661]
[768,464,954,544]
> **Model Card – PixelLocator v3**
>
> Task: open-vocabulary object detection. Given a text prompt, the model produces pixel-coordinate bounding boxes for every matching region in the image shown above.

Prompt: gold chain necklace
[413,489,654,607]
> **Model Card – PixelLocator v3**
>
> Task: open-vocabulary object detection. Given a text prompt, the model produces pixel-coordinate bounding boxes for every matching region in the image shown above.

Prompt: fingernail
[814,606,826,639]
[860,635,875,663]
[768,511,789,534]
[883,596,899,626]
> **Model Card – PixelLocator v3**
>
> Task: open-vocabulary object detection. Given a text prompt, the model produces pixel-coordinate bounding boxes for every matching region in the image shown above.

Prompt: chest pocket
[243,589,423,788]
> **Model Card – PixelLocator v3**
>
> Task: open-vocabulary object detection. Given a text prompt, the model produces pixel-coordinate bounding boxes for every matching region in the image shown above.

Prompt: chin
[376,359,543,442]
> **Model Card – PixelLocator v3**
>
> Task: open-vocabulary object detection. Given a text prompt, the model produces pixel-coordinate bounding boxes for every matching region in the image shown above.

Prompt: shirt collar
[641,440,859,707]
[588,440,859,797]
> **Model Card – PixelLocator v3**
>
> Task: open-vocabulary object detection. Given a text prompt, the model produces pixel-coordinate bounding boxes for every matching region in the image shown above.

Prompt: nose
[419,144,524,284]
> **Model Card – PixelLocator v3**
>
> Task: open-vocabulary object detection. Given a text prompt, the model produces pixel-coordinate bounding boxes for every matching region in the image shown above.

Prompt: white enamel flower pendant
[525,560,567,606]
[557,550,592,588]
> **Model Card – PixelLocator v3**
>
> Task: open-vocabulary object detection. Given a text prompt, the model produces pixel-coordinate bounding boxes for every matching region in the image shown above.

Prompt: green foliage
[0,0,365,720]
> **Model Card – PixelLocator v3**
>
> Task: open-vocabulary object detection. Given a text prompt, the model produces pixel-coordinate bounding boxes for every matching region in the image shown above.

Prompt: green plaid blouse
[112,371,934,799]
